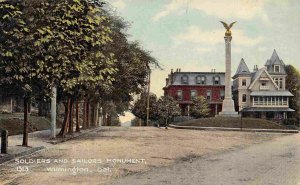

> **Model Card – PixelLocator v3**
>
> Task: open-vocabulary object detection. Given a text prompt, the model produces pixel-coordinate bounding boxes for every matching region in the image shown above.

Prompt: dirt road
[109,133,300,185]
[0,127,292,185]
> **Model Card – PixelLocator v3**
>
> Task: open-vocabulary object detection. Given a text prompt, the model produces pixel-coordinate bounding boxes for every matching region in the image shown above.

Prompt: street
[109,133,300,185]
[0,127,289,185]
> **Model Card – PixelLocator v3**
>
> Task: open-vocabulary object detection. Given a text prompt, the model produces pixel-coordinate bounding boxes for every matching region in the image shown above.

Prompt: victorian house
[163,69,225,116]
[233,50,294,120]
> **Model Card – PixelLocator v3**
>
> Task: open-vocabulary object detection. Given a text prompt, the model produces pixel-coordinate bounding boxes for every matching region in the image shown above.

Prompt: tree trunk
[58,98,71,138]
[22,97,29,146]
[76,101,80,132]
[68,99,74,134]
[95,102,99,126]
[82,101,86,130]
[86,101,90,128]
[10,97,13,114]
[107,114,111,126]
[90,103,95,127]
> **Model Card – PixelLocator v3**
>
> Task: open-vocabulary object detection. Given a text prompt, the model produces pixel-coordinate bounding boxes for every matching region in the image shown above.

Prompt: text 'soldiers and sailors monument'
[218,21,239,117]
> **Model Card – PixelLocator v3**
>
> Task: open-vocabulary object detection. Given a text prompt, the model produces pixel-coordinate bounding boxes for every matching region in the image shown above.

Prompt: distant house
[163,69,225,116]
[233,50,294,120]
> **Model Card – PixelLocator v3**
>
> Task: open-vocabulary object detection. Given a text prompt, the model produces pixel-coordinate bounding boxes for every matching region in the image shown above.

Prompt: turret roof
[234,58,251,78]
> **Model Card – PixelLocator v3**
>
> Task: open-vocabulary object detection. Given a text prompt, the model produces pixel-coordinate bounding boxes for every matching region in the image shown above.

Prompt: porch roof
[242,107,295,112]
[250,91,294,97]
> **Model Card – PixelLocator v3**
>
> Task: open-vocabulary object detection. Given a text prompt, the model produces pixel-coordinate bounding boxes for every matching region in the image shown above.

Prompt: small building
[233,50,294,120]
[163,69,225,116]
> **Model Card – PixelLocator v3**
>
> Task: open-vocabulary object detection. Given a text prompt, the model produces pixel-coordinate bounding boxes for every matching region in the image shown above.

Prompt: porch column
[284,112,287,119]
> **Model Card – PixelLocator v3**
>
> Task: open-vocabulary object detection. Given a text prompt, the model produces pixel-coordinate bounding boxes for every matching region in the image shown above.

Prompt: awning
[242,107,295,112]
[250,91,294,96]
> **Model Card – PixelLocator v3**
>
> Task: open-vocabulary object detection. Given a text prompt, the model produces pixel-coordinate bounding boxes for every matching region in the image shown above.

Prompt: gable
[248,68,279,90]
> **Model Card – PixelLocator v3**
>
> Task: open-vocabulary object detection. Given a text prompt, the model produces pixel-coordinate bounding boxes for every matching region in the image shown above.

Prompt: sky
[108,0,300,97]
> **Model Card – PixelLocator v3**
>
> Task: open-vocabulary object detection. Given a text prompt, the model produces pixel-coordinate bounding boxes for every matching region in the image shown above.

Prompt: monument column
[219,21,238,117]
[224,36,232,100]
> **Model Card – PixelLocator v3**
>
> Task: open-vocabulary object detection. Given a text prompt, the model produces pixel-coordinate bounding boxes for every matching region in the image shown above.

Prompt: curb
[168,124,299,133]
[0,146,45,165]
[48,127,101,145]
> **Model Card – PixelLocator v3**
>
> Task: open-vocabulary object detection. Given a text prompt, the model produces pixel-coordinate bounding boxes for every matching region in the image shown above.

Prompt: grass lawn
[0,113,63,136]
[175,117,289,129]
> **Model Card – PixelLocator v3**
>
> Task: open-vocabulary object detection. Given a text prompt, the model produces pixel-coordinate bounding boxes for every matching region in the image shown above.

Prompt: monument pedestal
[218,99,239,117]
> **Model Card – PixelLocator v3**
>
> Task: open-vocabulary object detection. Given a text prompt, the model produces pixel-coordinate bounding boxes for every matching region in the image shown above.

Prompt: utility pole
[146,67,151,126]
[50,85,57,139]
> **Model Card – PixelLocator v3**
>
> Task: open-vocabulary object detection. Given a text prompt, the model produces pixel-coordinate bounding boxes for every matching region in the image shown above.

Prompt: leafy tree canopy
[190,96,210,118]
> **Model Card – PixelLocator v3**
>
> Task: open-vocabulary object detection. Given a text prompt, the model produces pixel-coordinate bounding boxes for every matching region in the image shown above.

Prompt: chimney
[253,65,258,72]
[179,68,181,72]
[171,69,173,74]
[214,69,216,72]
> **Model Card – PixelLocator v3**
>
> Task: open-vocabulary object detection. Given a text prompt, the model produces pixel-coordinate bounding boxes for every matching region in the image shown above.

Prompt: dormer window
[214,76,220,85]
[274,65,280,72]
[196,76,206,84]
[181,75,188,84]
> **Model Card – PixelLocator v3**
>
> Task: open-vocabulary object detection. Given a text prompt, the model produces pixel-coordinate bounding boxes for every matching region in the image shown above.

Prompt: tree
[132,93,157,126]
[156,96,181,126]
[190,96,210,118]
[28,0,117,137]
[0,0,159,142]
[285,65,300,119]
[100,15,160,123]
[0,0,39,146]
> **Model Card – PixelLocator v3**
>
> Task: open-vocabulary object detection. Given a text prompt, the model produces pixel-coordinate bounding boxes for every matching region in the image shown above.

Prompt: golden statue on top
[220,21,237,36]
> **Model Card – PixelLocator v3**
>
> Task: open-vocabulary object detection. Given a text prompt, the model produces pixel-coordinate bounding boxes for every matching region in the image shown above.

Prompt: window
[196,76,206,85]
[274,78,279,86]
[242,94,247,102]
[176,90,183,101]
[214,76,220,85]
[220,90,225,100]
[242,79,246,86]
[261,82,266,86]
[190,90,197,100]
[181,75,188,84]
[274,65,280,73]
[206,90,212,100]
[279,78,283,89]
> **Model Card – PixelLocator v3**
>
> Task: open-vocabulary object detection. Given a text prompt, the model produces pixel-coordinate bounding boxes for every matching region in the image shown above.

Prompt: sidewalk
[169,124,299,133]
[0,127,101,164]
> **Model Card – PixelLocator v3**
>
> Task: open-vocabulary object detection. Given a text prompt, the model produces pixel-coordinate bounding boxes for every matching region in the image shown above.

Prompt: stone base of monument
[218,99,239,117]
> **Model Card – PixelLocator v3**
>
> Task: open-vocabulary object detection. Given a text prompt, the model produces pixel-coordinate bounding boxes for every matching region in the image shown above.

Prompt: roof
[173,72,225,74]
[248,67,279,90]
[250,91,294,96]
[265,49,286,75]
[234,58,251,78]
[242,107,295,112]
[251,68,264,81]
[170,72,226,86]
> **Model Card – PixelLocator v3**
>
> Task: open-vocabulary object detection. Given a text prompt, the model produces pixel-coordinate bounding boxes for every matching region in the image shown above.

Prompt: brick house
[163,69,225,116]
